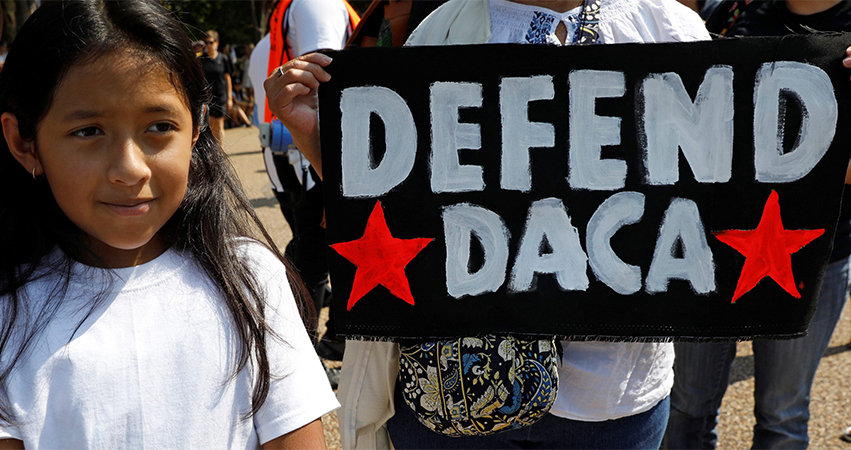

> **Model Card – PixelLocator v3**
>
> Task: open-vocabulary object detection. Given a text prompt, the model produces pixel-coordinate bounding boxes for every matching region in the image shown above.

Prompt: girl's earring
[32,167,36,180]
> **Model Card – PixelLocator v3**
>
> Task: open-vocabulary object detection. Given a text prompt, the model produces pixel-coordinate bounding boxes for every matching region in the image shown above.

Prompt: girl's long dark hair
[0,0,314,422]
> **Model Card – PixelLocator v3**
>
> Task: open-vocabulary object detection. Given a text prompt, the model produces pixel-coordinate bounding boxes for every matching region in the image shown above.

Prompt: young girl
[0,1,337,448]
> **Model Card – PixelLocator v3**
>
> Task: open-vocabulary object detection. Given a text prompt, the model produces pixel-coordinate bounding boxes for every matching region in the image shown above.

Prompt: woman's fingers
[274,83,312,114]
[297,52,333,71]
[264,54,333,121]
[265,53,331,92]
[266,68,318,105]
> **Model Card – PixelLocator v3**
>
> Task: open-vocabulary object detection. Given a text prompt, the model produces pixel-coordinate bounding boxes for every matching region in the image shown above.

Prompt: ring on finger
[277,66,285,77]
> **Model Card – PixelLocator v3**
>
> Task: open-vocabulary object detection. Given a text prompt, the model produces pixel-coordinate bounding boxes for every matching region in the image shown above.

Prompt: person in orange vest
[247,0,359,387]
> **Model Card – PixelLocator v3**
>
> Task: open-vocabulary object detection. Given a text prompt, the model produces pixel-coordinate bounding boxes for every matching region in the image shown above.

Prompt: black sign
[319,35,851,341]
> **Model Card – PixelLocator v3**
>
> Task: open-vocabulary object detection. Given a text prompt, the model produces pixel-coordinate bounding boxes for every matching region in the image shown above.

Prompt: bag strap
[714,0,754,37]
[574,0,602,45]
[345,0,362,34]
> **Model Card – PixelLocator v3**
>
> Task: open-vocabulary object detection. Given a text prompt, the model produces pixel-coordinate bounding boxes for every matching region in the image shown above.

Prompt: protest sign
[319,35,851,341]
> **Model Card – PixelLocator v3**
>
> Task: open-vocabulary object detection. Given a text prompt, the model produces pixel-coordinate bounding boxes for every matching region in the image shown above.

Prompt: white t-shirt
[485,0,709,422]
[0,242,338,448]
[249,0,350,128]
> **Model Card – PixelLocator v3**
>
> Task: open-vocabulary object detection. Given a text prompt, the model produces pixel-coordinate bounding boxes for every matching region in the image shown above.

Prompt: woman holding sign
[666,1,851,448]
[265,0,709,448]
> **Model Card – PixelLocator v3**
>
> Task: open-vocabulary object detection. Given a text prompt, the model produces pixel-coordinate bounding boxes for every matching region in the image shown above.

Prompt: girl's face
[34,52,197,268]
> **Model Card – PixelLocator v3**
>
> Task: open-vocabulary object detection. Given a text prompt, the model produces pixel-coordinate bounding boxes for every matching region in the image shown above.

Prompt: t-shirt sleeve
[246,244,340,444]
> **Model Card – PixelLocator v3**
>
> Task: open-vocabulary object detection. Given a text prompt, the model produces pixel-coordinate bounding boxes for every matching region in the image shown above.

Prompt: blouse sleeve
[602,0,711,44]
[245,243,340,445]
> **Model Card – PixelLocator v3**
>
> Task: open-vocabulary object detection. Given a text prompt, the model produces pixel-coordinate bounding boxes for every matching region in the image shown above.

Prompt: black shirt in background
[201,53,233,101]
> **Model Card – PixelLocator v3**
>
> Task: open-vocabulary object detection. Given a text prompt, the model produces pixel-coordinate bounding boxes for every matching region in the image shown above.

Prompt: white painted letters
[338,60,841,302]
[753,62,837,183]
[642,66,734,185]
[430,82,485,193]
[509,198,589,292]
[568,70,627,191]
[646,198,716,294]
[500,76,556,192]
[443,203,510,298]
[340,86,417,197]
[587,191,645,295]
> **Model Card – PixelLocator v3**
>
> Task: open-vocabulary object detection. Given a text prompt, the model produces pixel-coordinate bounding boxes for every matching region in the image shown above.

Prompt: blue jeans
[665,255,851,449]
[388,381,670,449]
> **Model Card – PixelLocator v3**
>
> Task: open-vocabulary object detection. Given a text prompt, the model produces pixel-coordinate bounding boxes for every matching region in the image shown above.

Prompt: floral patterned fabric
[575,0,602,45]
[399,335,559,437]
[525,11,556,44]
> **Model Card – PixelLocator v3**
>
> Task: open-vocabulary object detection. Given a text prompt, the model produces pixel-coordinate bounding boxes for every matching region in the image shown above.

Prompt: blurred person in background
[248,0,359,387]
[201,29,233,144]
[241,43,255,104]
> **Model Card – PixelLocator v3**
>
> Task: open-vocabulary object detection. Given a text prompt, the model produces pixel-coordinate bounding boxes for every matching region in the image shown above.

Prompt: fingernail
[320,53,333,64]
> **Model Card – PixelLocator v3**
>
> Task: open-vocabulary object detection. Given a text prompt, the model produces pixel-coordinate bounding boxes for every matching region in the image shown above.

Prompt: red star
[330,201,433,310]
[713,190,823,303]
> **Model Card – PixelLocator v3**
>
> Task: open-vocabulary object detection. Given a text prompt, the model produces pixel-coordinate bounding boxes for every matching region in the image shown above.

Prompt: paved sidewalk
[224,126,851,450]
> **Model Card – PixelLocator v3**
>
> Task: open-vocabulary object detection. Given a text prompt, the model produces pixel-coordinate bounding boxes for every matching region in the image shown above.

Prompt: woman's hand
[264,52,332,178]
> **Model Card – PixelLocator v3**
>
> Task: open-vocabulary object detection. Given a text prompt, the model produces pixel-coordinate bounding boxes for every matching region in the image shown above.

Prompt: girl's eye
[147,122,176,133]
[71,127,102,138]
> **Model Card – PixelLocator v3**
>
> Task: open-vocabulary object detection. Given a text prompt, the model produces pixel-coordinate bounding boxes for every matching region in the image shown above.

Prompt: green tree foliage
[161,0,260,45]
[160,0,372,46]
[349,0,372,15]
[2,0,38,43]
